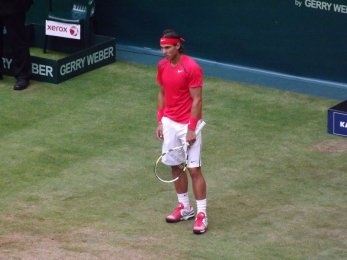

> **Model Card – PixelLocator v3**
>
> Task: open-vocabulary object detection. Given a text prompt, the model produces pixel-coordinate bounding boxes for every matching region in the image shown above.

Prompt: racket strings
[155,146,187,182]
[162,147,186,167]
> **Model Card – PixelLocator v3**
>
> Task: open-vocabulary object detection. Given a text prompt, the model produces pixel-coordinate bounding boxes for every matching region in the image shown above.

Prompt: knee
[188,167,202,178]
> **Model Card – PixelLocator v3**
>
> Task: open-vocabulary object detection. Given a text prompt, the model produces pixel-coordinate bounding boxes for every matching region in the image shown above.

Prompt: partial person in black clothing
[0,0,33,90]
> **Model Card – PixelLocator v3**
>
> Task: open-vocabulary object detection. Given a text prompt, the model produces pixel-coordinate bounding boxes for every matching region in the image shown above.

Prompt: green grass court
[0,61,346,259]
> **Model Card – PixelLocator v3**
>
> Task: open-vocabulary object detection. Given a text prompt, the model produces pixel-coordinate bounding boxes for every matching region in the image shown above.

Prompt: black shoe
[14,79,29,90]
[0,74,3,80]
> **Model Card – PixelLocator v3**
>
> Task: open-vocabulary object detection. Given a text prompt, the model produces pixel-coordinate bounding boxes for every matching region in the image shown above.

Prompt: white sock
[196,199,207,215]
[177,193,190,209]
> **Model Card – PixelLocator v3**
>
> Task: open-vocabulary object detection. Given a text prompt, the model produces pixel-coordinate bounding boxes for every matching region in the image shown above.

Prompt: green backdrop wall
[28,0,347,84]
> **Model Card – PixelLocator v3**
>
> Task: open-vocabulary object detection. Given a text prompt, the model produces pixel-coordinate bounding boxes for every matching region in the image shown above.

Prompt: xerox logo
[45,20,81,39]
[47,25,68,32]
[70,26,79,37]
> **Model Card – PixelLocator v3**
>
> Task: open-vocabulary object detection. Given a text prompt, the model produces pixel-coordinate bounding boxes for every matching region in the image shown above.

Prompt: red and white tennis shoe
[165,202,194,223]
[193,212,208,234]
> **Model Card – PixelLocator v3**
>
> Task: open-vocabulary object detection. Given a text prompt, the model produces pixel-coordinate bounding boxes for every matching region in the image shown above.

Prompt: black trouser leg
[4,12,31,80]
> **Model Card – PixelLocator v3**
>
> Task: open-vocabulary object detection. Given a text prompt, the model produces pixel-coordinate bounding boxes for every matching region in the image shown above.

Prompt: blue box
[328,100,347,137]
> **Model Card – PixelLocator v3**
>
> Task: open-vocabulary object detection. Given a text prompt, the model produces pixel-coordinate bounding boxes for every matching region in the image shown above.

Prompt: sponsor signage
[46,20,81,40]
[1,34,116,84]
[328,100,347,137]
[295,0,347,15]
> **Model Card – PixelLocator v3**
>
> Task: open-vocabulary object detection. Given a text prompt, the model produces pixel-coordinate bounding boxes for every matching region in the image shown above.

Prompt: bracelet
[188,117,198,130]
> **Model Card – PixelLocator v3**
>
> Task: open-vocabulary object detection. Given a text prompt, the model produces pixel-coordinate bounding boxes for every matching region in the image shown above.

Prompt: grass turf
[0,61,346,259]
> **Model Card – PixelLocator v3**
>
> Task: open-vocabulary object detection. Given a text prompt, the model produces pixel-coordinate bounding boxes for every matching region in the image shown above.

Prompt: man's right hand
[156,123,164,141]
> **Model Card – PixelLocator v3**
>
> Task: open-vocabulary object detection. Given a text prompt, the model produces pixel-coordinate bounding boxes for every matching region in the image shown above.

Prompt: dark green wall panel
[29,0,347,83]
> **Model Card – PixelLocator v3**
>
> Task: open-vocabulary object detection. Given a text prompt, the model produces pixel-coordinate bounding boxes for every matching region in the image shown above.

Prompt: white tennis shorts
[162,117,202,168]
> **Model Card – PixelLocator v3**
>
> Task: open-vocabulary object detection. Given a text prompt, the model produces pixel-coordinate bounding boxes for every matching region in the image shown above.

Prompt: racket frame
[154,120,206,183]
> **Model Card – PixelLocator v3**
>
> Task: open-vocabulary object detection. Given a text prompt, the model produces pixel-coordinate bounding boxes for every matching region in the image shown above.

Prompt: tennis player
[155,29,208,234]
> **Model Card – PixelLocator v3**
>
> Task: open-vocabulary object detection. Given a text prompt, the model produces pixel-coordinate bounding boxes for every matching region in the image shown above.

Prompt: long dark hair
[161,29,185,53]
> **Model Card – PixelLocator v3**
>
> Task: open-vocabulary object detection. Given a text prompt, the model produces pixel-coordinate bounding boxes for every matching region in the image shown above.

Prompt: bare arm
[186,87,203,144]
[156,88,165,141]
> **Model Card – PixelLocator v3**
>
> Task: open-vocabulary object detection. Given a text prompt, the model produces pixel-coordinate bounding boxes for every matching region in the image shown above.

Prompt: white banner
[45,20,81,40]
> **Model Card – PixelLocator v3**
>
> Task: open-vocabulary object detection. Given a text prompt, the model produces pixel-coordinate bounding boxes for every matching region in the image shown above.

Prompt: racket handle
[195,120,206,135]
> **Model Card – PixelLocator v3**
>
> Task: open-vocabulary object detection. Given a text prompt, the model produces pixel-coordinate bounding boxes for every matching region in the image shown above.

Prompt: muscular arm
[156,88,165,140]
[157,88,165,112]
[186,87,203,144]
[189,87,202,119]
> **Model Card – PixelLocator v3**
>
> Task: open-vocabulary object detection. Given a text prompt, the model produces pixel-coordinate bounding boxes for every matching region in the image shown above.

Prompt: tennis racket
[154,120,206,183]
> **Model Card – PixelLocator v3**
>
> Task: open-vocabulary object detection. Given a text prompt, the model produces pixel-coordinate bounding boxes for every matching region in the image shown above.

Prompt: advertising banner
[328,100,347,137]
[1,35,116,84]
[45,20,81,40]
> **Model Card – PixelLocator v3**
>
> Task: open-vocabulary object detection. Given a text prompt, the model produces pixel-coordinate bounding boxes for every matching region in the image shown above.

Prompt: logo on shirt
[177,70,184,73]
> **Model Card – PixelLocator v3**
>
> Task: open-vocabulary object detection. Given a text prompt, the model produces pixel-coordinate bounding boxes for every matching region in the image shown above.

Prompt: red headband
[160,37,185,45]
